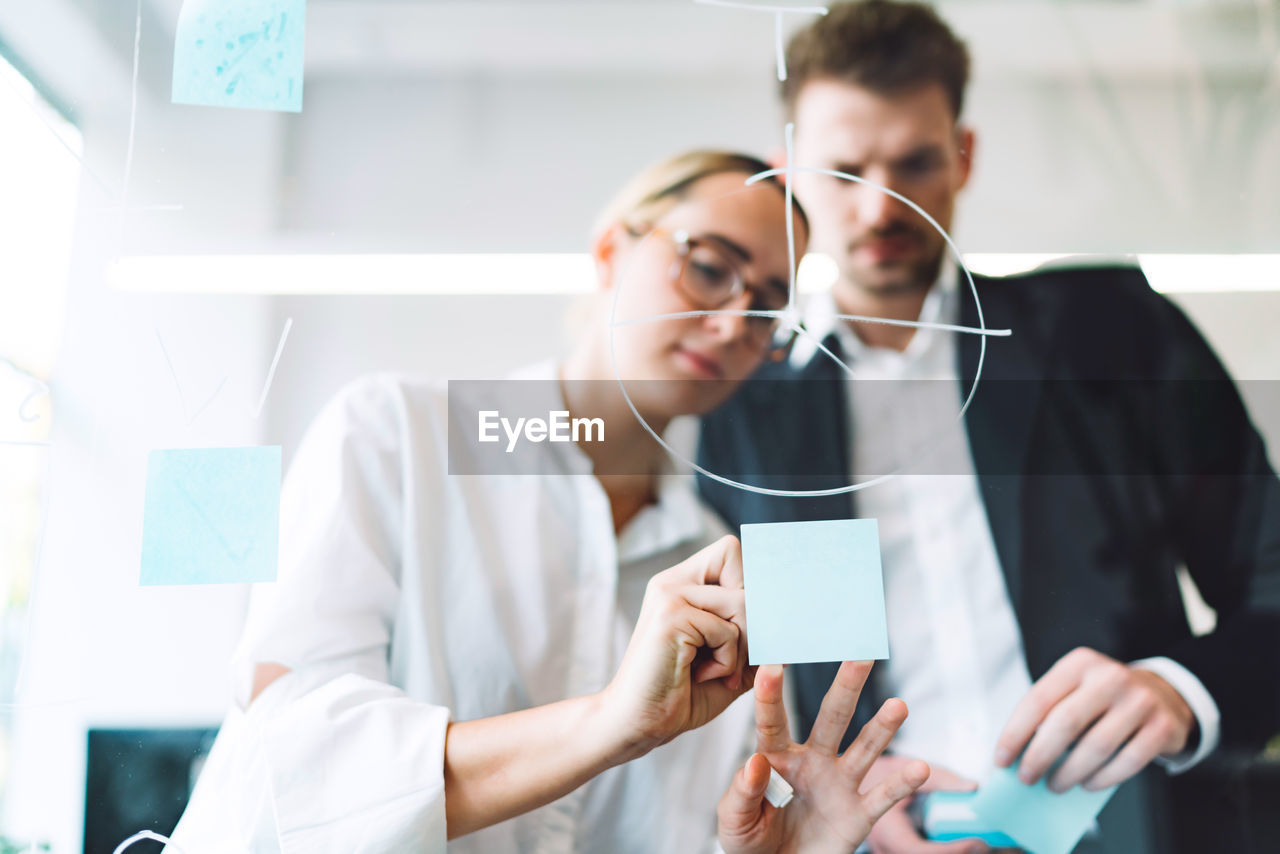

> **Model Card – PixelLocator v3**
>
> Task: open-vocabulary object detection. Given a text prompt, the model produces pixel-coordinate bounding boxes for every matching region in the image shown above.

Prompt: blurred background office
[0,1,1278,851]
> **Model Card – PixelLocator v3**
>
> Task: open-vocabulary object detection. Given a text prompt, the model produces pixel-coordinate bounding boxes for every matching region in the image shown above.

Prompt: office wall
[2,2,1278,849]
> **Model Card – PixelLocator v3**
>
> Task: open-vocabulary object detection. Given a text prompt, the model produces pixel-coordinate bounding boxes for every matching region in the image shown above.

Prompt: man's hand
[717,662,928,854]
[862,757,988,854]
[994,647,1194,792]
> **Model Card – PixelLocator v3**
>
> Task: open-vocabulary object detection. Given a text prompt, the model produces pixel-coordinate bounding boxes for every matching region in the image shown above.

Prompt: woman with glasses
[170,151,925,854]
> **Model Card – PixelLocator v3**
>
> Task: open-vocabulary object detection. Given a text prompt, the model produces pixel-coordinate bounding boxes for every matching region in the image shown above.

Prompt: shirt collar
[790,262,959,370]
[506,358,595,475]
[523,359,712,561]
[617,475,713,564]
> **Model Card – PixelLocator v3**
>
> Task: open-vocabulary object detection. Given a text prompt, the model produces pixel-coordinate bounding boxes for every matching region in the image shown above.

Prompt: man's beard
[841,228,946,298]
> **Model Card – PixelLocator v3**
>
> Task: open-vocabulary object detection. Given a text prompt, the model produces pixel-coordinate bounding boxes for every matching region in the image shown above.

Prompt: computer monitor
[83,727,217,854]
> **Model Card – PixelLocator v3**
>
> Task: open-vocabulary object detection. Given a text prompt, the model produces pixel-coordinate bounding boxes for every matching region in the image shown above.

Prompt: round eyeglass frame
[655,226,797,355]
[608,169,993,499]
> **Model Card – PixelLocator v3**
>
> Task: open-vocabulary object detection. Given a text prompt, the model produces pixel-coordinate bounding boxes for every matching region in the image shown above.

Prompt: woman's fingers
[841,697,909,781]
[643,539,748,689]
[916,763,979,794]
[675,602,742,682]
[678,583,749,687]
[753,664,792,754]
[663,534,744,589]
[859,758,930,826]
[607,541,755,751]
[807,660,874,756]
[679,584,746,626]
[717,752,774,837]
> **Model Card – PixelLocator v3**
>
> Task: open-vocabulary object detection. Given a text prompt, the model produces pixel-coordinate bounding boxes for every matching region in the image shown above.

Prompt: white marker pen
[765,767,794,808]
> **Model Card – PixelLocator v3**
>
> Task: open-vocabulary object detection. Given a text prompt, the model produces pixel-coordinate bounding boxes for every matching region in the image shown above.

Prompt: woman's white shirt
[169,363,751,854]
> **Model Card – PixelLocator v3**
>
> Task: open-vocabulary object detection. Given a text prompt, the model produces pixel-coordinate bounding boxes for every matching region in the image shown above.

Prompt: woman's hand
[862,756,984,853]
[600,534,754,762]
[717,662,929,854]
[443,534,750,838]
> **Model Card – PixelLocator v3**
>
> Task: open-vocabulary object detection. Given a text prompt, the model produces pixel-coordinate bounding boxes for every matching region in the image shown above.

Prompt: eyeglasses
[653,227,797,355]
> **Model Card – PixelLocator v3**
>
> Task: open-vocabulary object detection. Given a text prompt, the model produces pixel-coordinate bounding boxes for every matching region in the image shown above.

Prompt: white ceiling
[4,0,1275,125]
[133,0,1280,78]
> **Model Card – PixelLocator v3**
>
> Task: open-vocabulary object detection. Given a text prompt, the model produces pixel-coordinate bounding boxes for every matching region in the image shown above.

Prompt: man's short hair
[783,0,971,119]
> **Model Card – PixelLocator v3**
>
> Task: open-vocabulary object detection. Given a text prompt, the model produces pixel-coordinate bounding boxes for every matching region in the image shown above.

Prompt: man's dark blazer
[697,264,1280,757]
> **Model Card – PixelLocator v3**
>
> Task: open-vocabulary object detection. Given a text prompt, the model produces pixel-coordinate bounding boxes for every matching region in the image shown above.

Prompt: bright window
[0,49,81,806]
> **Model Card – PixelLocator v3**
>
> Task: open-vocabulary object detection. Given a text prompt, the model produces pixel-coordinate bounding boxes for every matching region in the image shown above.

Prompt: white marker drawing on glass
[607,3,1013,499]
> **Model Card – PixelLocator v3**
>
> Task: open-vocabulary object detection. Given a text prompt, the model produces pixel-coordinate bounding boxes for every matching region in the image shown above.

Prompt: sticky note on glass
[172,0,306,112]
[141,446,281,585]
[742,519,888,665]
[969,765,1117,854]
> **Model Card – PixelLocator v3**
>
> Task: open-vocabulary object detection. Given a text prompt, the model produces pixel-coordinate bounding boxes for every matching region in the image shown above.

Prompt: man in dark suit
[697,2,1280,851]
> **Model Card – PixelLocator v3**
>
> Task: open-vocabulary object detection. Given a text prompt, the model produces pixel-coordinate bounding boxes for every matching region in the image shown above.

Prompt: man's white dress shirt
[790,269,1220,782]
[170,362,752,853]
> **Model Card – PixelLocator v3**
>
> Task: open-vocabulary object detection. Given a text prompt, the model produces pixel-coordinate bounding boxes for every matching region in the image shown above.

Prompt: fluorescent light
[107,253,1280,295]
[963,253,1074,277]
[1137,254,1280,293]
[962,253,1280,293]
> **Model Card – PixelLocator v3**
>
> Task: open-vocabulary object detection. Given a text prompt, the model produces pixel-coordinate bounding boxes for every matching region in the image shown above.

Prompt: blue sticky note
[172,0,306,112]
[969,766,1118,854]
[140,446,281,585]
[742,519,888,665]
[920,791,1019,847]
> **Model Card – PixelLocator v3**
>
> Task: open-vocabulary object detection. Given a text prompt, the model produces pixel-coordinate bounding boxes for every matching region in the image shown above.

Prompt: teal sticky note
[172,0,305,112]
[741,519,888,665]
[140,446,281,585]
[921,791,1020,847]
[969,766,1118,854]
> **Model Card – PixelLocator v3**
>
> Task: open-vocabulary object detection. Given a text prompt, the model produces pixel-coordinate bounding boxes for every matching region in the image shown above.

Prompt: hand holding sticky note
[741,519,888,665]
[172,0,306,112]
[140,446,281,585]
[923,764,1119,854]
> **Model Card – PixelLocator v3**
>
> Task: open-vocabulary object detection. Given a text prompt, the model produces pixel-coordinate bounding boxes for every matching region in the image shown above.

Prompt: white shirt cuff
[263,673,450,852]
[1130,656,1221,774]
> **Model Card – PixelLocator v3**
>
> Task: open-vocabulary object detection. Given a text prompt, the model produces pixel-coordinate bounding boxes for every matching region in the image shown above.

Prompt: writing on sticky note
[969,765,1117,854]
[172,0,306,112]
[141,446,281,585]
[741,519,888,665]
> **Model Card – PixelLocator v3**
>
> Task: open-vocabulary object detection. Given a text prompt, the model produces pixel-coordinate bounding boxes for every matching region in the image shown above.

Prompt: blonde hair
[566,150,806,341]
[592,149,806,238]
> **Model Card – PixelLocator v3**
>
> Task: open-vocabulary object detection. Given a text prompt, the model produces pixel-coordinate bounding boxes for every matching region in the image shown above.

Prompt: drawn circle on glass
[607,167,1000,499]
[113,830,185,854]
